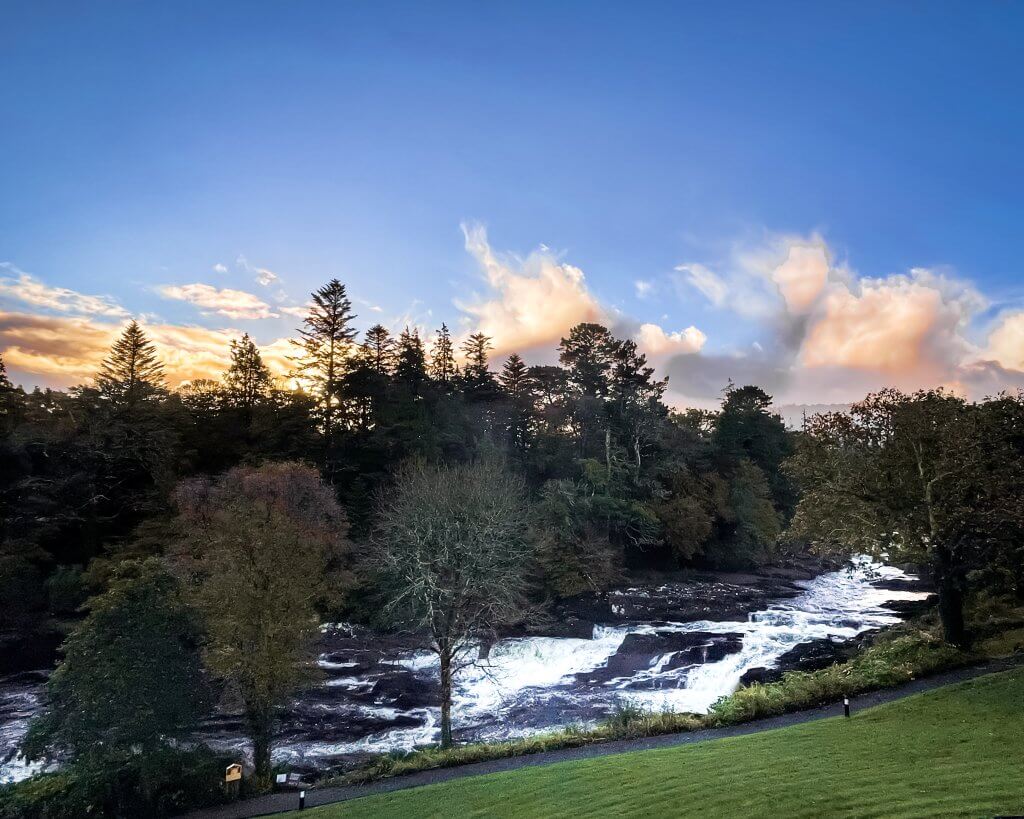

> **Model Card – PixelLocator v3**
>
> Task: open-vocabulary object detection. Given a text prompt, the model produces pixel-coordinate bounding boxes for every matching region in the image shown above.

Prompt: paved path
[186,657,1023,819]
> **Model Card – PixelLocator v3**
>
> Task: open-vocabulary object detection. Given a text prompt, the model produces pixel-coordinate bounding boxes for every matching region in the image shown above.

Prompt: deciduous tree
[371,460,532,748]
[174,462,350,787]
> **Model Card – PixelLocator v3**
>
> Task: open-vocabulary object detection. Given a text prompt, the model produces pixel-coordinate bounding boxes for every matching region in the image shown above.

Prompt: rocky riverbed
[0,557,932,784]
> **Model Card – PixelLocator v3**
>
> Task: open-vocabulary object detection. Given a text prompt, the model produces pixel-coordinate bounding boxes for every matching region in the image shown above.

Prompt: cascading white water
[0,557,929,780]
[276,557,928,761]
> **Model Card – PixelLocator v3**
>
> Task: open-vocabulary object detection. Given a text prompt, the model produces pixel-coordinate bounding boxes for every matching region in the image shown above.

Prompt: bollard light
[299,789,306,810]
[843,696,850,718]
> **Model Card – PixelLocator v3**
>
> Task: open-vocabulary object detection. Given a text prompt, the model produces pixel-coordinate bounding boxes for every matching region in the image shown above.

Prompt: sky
[3,1,1024,407]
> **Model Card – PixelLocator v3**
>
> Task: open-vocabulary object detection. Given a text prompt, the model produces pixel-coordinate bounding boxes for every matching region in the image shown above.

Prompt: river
[0,557,929,784]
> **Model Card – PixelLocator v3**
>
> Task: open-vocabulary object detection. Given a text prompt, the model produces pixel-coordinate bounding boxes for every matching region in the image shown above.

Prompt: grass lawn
[289,668,1024,818]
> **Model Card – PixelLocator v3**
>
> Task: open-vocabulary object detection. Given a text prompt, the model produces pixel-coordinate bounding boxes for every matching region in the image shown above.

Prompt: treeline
[0,278,797,640]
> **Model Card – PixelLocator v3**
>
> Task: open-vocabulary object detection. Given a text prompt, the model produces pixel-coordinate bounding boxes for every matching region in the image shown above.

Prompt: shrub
[0,746,230,819]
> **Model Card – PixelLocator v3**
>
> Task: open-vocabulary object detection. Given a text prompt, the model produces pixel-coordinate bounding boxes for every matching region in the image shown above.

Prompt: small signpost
[224,762,242,798]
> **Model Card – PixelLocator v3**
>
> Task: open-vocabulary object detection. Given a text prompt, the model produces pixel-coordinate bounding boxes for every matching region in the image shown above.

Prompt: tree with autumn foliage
[787,389,1024,646]
[173,462,351,787]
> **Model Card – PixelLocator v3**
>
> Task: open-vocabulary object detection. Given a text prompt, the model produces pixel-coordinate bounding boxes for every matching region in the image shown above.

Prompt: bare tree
[371,459,533,748]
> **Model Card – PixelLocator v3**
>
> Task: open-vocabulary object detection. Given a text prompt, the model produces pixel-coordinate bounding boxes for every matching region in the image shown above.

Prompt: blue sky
[2,2,1024,404]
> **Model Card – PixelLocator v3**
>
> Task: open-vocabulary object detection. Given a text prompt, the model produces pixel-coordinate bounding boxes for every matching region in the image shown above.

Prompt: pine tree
[96,321,165,408]
[363,325,396,375]
[291,279,358,446]
[0,351,20,430]
[559,323,616,398]
[0,352,11,391]
[500,353,535,454]
[430,323,457,385]
[394,327,428,392]
[224,333,272,410]
[461,332,497,399]
[499,353,530,400]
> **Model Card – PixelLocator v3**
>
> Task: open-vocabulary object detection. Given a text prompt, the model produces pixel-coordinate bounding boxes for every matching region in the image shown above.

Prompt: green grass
[289,667,1024,819]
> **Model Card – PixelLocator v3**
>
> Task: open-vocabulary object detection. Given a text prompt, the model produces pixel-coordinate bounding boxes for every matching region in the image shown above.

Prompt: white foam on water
[0,557,929,780]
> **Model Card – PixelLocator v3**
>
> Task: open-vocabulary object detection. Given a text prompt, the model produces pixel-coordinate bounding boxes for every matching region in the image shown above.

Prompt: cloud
[0,265,128,317]
[456,223,703,370]
[255,268,279,287]
[800,269,981,376]
[635,323,706,357]
[983,311,1024,372]
[0,311,292,389]
[676,263,729,308]
[663,233,1013,405]
[279,305,311,318]
[634,279,654,299]
[157,283,277,320]
[457,223,609,356]
[212,263,228,274]
[235,253,281,287]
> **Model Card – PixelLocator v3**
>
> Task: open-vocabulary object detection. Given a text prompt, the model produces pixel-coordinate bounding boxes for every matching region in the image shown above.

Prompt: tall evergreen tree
[95,321,165,408]
[430,323,457,385]
[461,332,497,399]
[0,352,20,430]
[291,279,357,448]
[394,327,428,392]
[363,324,396,375]
[0,352,11,390]
[500,353,534,454]
[224,333,272,411]
[559,323,616,398]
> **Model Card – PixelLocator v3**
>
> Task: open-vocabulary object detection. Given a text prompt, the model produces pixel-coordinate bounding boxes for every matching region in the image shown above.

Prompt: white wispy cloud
[0,264,129,317]
[157,283,277,320]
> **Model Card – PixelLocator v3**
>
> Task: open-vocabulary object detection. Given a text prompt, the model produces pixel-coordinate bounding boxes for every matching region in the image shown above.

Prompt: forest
[2,278,1024,816]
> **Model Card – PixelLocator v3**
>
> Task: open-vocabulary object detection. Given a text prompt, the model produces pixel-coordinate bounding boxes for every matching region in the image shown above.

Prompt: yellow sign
[225,763,242,783]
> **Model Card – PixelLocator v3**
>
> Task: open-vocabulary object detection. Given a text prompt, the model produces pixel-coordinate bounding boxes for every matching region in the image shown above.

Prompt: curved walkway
[186,656,1024,819]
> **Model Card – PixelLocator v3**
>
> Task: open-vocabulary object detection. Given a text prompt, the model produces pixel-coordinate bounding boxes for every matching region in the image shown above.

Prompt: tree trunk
[935,545,968,648]
[439,647,454,749]
[605,427,612,480]
[249,708,274,791]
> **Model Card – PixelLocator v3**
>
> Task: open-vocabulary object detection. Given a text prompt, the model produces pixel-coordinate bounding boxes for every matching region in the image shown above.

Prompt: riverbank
[187,657,1024,818]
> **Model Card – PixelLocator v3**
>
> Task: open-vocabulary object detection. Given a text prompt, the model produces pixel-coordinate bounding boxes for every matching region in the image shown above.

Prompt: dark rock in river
[579,631,744,685]
[870,577,933,593]
[883,594,937,619]
[739,629,882,687]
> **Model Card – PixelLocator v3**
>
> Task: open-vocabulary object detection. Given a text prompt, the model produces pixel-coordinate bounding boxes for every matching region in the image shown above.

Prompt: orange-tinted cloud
[666,233,1017,405]
[457,223,608,356]
[0,311,292,389]
[800,270,980,376]
[0,265,129,317]
[457,223,707,367]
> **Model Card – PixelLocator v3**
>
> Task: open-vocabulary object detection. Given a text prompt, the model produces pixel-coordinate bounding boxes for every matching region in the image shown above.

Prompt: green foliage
[95,321,166,408]
[0,746,229,819]
[22,559,207,763]
[43,566,86,616]
[787,388,1024,644]
[174,461,350,786]
[533,478,622,596]
[707,632,969,725]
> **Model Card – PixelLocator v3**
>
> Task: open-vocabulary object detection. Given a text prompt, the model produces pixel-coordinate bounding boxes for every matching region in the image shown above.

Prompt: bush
[707,632,970,725]
[0,746,231,819]
[44,567,87,616]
